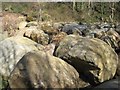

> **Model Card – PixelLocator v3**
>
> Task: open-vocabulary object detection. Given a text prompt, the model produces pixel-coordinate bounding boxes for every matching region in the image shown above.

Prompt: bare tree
[88,0,91,16]
[81,2,84,10]
[110,2,115,23]
[37,0,42,30]
[73,0,76,11]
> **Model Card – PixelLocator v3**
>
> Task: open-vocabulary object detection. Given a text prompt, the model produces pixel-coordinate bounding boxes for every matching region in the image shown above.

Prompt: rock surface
[1,20,120,89]
[62,23,88,35]
[0,36,44,77]
[116,53,120,76]
[0,32,8,42]
[8,51,89,88]
[51,32,67,46]
[93,78,119,90]
[100,29,120,50]
[17,26,49,45]
[55,35,118,85]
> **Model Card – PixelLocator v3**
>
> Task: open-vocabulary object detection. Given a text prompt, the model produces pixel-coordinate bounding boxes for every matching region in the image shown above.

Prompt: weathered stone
[93,78,119,89]
[8,51,89,88]
[85,28,107,38]
[101,36,118,50]
[55,35,118,85]
[53,22,63,30]
[101,29,120,50]
[17,26,49,45]
[62,23,88,35]
[0,36,44,77]
[106,29,120,38]
[85,28,120,50]
[43,27,58,35]
[41,22,58,35]
[51,32,67,46]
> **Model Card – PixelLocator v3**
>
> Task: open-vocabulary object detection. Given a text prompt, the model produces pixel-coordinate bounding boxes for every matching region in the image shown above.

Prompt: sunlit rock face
[0,36,44,77]
[100,29,120,50]
[8,51,90,88]
[55,35,118,85]
[17,26,49,45]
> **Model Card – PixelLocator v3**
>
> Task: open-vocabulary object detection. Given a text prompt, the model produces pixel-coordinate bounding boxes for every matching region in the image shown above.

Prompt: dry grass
[2,12,26,36]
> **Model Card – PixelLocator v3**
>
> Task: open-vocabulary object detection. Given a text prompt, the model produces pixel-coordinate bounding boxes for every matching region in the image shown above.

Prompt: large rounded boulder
[55,35,118,85]
[0,36,44,77]
[8,51,89,88]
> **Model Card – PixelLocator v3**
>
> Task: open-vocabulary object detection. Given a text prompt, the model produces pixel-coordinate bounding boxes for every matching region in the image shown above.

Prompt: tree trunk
[37,0,42,30]
[88,0,91,16]
[111,2,115,23]
[73,0,76,11]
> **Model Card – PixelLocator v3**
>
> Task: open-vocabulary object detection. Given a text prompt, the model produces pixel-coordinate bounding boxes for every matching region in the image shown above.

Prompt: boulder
[0,36,44,77]
[62,23,88,35]
[101,29,120,50]
[51,32,67,46]
[85,28,120,50]
[101,36,118,50]
[8,51,89,88]
[93,78,119,90]
[41,22,58,35]
[53,22,63,30]
[55,35,118,85]
[106,29,120,38]
[17,26,49,45]
[85,28,107,38]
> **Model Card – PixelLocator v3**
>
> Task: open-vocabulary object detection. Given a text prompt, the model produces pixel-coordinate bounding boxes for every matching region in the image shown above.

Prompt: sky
[0,0,119,2]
